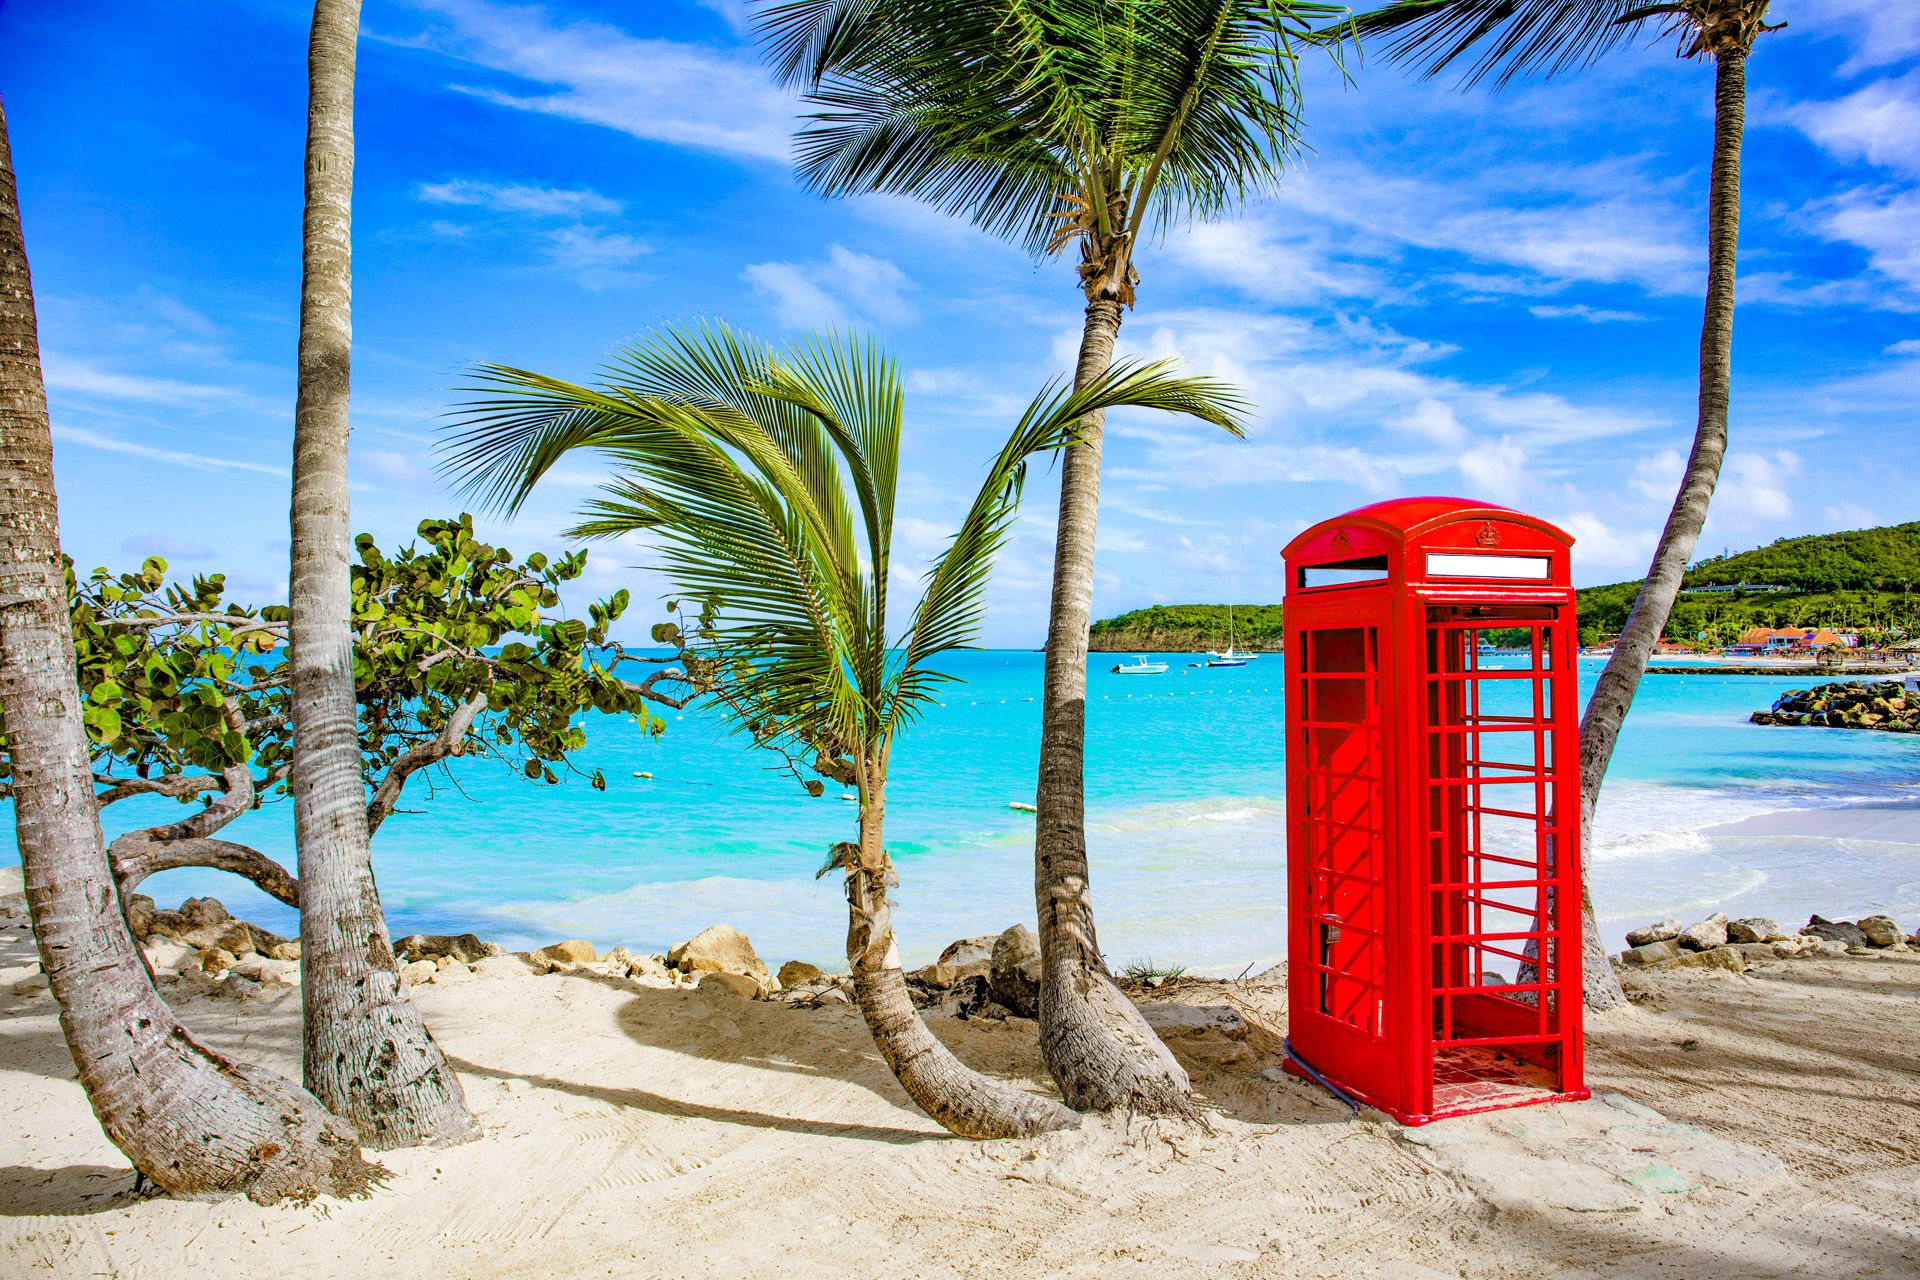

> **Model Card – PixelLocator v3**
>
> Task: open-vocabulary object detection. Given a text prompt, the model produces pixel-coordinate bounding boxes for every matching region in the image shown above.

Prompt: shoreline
[1703,799,1920,843]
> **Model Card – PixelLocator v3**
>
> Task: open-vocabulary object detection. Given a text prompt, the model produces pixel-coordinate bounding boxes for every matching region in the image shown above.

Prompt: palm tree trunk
[290,0,476,1148]
[0,94,378,1204]
[1575,48,1747,1010]
[847,772,1077,1137]
[1033,293,1193,1115]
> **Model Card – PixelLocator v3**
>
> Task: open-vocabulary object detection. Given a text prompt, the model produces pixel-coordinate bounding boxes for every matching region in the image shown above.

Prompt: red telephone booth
[1280,497,1588,1125]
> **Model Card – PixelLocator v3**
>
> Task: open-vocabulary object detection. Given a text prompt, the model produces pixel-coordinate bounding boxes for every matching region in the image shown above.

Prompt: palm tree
[0,93,377,1203]
[441,324,1246,1137]
[758,0,1346,1115]
[1348,0,1782,1009]
[289,0,476,1146]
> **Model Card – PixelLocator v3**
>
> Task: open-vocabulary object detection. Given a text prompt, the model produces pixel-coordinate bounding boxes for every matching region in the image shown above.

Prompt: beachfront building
[1728,626,1852,656]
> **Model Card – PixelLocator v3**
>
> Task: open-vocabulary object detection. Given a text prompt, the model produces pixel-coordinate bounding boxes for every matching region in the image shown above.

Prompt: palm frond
[1348,0,1662,87]
[765,1,1348,259]
[887,358,1249,730]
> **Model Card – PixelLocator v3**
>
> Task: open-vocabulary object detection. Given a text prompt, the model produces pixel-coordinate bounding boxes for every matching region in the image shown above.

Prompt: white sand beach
[3,908,1916,1279]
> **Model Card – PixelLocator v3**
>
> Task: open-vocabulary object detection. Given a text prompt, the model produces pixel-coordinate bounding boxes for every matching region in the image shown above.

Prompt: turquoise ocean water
[13,653,1919,972]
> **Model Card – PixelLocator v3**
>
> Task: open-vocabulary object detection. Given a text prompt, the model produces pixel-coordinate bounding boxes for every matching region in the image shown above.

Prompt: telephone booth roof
[1283,496,1575,593]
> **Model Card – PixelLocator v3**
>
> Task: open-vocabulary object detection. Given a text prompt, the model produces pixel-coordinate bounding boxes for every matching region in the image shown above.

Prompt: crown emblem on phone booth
[1331,529,1350,551]
[1476,521,1500,547]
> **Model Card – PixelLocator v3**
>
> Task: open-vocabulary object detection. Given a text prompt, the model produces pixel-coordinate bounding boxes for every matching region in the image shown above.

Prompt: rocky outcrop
[778,960,826,989]
[396,933,503,965]
[535,938,598,965]
[1727,918,1787,944]
[1677,914,1729,951]
[1750,681,1918,732]
[1802,915,1869,948]
[1618,910,1916,972]
[667,925,768,982]
[1624,920,1681,947]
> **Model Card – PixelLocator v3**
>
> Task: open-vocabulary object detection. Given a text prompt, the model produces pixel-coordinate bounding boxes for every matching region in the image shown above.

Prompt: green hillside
[1087,604,1284,652]
[1088,523,1920,651]
[1577,521,1920,645]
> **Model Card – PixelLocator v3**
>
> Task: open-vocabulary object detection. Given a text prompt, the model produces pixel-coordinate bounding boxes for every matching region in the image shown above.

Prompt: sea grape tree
[0,514,689,911]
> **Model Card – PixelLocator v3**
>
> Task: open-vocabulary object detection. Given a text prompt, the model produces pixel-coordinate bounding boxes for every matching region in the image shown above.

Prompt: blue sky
[3,0,1916,647]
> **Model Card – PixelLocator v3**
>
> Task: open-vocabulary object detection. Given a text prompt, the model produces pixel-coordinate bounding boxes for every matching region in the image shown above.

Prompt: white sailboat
[1111,655,1168,675]
[1205,607,1251,667]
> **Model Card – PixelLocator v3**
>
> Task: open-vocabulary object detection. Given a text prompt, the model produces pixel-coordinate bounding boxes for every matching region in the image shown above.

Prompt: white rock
[142,939,199,974]
[401,958,438,986]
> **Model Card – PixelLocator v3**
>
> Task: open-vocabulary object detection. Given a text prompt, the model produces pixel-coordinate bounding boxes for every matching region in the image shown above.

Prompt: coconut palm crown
[1348,0,1781,83]
[441,325,1243,773]
[761,0,1349,303]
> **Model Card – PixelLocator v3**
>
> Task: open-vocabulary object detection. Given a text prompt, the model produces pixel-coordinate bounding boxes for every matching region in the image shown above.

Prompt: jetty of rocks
[1616,911,1917,973]
[1749,680,1917,732]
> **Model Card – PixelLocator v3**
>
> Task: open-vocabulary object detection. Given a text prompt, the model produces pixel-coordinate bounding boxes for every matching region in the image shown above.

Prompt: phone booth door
[1290,605,1396,1104]
[1421,604,1577,1114]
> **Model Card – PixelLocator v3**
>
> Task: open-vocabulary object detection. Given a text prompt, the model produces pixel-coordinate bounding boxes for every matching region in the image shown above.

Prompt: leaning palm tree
[289,0,476,1145]
[0,92,377,1203]
[758,0,1347,1116]
[1348,0,1782,1010]
[441,324,1246,1138]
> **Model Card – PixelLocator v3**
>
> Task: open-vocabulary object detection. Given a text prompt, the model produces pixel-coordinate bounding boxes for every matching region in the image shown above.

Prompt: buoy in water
[1008,801,1037,813]
[632,771,653,779]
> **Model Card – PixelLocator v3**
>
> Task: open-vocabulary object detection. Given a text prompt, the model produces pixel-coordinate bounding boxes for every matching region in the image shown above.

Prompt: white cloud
[545,225,651,274]
[1457,436,1527,504]
[742,262,846,329]
[40,355,244,406]
[359,448,441,490]
[1630,448,1684,505]
[52,425,285,476]
[417,178,623,217]
[691,0,752,35]
[743,246,916,329]
[1273,160,1697,296]
[1713,451,1800,528]
[1823,502,1878,529]
[1815,186,1920,293]
[1386,398,1467,447]
[387,0,794,161]
[824,246,915,323]
[1795,0,1920,76]
[1558,511,1654,577]
[1791,73,1920,177]
[1161,216,1380,305]
[1887,338,1920,355]
[1529,304,1649,323]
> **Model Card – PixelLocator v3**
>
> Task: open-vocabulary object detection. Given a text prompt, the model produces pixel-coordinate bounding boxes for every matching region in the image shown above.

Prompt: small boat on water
[1111,655,1168,675]
[1205,606,1251,667]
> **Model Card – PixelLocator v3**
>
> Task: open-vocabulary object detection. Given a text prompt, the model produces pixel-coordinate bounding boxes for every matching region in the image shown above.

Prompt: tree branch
[92,772,226,808]
[365,692,488,835]
[110,832,300,909]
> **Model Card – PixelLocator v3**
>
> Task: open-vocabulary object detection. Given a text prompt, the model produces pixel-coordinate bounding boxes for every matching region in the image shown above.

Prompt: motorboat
[1110,655,1169,675]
